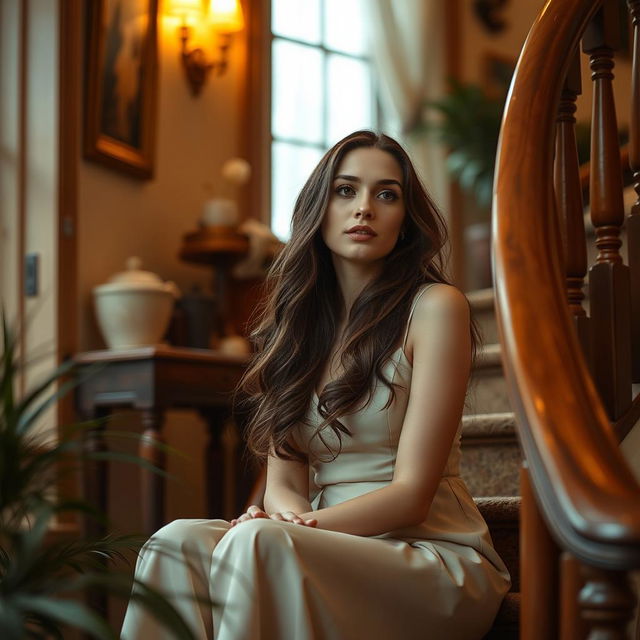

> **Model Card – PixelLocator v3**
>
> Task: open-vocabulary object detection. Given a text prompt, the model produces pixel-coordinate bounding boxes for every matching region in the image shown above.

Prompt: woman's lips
[346,230,376,241]
[345,225,377,241]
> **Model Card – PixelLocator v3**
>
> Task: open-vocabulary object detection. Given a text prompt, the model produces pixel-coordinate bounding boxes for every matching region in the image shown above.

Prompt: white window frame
[268,0,380,237]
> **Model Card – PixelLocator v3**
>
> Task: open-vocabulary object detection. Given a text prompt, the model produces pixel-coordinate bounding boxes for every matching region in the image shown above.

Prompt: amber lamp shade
[164,0,205,21]
[164,0,244,95]
[209,0,244,33]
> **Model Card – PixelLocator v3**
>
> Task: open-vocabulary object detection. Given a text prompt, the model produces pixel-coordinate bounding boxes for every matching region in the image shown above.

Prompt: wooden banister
[493,0,640,574]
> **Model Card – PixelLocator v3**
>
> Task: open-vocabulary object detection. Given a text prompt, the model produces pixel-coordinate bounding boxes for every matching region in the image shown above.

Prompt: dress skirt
[120,517,508,640]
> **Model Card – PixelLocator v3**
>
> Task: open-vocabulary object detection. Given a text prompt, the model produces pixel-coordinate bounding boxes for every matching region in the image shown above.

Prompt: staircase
[490,0,640,636]
[464,288,520,639]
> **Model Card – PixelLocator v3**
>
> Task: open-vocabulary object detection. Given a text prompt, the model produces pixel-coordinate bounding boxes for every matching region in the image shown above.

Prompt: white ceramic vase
[93,257,179,350]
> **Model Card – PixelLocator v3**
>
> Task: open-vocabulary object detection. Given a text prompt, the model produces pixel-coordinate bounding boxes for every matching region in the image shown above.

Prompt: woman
[122,130,510,640]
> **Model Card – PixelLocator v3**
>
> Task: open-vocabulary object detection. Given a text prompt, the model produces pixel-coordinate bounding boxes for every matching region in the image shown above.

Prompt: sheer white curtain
[365,0,448,216]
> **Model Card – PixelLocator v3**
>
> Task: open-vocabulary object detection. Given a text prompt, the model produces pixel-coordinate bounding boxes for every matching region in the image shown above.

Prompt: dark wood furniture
[74,346,250,535]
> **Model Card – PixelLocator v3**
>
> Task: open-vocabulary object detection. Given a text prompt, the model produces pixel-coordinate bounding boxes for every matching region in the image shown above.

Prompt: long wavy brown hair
[237,130,480,463]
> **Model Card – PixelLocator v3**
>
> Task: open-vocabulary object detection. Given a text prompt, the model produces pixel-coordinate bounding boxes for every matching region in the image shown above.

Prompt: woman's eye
[379,190,398,201]
[336,185,355,197]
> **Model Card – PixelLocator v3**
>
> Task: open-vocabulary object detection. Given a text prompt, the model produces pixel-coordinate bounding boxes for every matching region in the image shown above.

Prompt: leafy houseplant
[418,79,627,217]
[416,78,506,218]
[0,314,200,639]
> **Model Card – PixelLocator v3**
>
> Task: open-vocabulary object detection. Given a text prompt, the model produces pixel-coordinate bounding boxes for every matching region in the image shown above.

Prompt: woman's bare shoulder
[405,284,470,361]
[416,283,469,315]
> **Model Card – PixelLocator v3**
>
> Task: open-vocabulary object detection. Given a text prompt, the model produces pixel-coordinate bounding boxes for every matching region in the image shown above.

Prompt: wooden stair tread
[462,413,517,440]
[475,343,503,370]
[484,592,520,638]
[474,496,521,523]
[466,287,496,310]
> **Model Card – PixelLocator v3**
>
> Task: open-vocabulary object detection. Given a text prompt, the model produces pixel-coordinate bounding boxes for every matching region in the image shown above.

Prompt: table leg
[83,408,110,530]
[82,407,110,618]
[140,409,166,534]
[232,409,257,515]
[199,407,231,519]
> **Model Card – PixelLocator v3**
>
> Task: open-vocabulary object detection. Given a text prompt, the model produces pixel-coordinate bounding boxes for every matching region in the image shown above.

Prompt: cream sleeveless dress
[121,284,511,640]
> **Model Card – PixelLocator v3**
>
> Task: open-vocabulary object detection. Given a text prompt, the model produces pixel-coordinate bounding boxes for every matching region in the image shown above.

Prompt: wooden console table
[74,346,250,535]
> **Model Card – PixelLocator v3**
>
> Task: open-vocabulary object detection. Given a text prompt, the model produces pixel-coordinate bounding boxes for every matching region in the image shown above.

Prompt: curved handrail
[493,0,640,569]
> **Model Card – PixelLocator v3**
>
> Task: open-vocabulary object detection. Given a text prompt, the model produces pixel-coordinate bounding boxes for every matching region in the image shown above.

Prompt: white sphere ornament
[221,157,251,186]
[93,257,180,350]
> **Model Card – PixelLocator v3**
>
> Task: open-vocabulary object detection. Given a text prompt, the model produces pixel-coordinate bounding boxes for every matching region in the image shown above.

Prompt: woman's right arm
[263,446,313,515]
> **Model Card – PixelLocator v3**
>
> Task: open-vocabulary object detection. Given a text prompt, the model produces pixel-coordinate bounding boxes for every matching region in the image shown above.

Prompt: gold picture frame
[84,0,159,179]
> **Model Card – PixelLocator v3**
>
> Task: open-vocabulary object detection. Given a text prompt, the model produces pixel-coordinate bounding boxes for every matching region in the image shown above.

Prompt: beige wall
[460,0,545,86]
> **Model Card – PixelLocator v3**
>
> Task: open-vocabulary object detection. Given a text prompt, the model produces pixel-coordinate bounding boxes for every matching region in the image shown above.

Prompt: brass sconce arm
[179,26,232,96]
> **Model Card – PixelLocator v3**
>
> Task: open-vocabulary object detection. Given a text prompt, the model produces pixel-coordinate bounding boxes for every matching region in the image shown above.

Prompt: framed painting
[84,0,159,179]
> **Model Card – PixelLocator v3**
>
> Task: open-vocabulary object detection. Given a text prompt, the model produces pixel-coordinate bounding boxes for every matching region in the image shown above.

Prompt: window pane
[272,0,321,44]
[323,0,367,55]
[272,142,324,241]
[326,54,373,145]
[272,39,324,144]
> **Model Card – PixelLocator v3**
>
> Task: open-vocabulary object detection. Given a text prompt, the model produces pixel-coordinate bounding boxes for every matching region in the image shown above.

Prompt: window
[270,0,378,241]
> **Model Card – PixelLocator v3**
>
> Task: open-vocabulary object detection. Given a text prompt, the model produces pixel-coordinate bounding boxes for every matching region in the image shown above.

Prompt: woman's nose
[355,207,372,219]
[355,196,374,219]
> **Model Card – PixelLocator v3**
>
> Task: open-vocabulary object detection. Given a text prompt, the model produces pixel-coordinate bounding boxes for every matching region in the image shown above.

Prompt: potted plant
[414,78,506,289]
[0,313,201,639]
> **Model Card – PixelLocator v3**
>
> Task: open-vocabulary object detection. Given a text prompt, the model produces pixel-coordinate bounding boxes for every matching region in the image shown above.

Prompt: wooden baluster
[626,0,640,382]
[583,0,632,420]
[555,49,592,369]
[560,552,588,640]
[520,464,560,640]
[579,565,636,639]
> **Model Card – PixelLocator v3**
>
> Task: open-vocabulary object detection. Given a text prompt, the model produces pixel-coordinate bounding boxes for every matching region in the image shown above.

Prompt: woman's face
[321,147,405,269]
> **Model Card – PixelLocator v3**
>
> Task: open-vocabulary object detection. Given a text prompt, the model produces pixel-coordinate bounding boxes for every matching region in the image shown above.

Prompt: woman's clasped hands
[230,505,318,528]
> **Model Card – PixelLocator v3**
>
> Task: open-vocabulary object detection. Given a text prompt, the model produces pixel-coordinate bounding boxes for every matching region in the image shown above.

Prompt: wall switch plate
[25,253,39,297]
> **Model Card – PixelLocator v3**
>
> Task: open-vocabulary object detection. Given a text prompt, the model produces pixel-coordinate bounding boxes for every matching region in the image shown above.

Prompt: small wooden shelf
[179,225,249,266]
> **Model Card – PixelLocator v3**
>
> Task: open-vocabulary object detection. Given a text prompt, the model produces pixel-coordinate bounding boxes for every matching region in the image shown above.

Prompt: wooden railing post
[578,565,636,639]
[626,0,640,383]
[560,552,588,640]
[582,0,632,420]
[555,48,592,367]
[520,464,560,640]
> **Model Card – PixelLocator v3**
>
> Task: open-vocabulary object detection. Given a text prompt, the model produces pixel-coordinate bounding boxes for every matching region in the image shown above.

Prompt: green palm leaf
[0,310,207,638]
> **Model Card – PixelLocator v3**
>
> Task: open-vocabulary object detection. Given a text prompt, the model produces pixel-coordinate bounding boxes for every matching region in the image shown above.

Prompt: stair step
[466,344,512,415]
[475,496,520,523]
[467,287,498,344]
[476,496,521,602]
[467,287,495,310]
[462,412,517,443]
[460,413,520,497]
[484,592,520,639]
[475,343,503,369]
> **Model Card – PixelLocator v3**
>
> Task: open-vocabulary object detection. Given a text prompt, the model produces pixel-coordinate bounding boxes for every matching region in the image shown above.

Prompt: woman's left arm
[299,284,471,536]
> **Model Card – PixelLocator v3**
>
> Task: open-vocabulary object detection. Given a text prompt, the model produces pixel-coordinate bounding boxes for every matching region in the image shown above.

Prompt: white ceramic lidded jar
[93,257,180,349]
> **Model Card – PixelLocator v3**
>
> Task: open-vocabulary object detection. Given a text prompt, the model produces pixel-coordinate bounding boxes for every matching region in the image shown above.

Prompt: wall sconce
[165,0,245,97]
